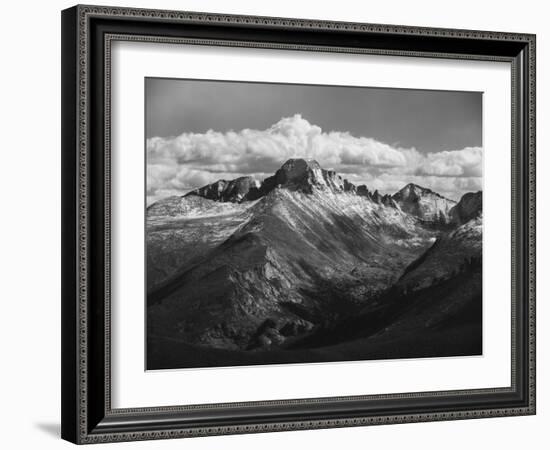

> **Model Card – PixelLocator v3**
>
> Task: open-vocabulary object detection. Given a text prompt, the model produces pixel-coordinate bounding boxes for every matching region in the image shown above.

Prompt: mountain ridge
[166,158,467,225]
[148,186,435,351]
[449,191,482,224]
[183,158,459,206]
[147,158,482,359]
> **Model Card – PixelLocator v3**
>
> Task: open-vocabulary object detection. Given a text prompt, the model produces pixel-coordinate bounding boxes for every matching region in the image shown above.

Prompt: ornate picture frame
[61,4,536,444]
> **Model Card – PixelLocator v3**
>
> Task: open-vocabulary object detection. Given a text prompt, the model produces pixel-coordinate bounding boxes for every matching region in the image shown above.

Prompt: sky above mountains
[146,78,482,204]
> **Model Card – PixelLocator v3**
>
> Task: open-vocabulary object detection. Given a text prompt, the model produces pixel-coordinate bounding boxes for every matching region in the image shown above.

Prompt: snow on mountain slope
[146,158,481,353]
[147,194,251,219]
[147,185,437,351]
[185,176,262,203]
[288,215,482,353]
[397,215,482,292]
[392,183,456,224]
[147,196,257,289]
[180,161,458,228]
[361,215,482,344]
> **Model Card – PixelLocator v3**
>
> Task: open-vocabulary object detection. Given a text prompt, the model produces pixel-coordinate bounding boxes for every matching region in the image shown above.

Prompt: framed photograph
[61,5,536,444]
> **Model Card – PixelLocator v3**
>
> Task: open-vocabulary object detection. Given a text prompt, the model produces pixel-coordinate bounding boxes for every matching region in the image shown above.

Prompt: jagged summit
[276,158,323,185]
[177,159,469,226]
[183,160,460,207]
[186,176,261,203]
[280,158,319,171]
[185,158,359,203]
[392,182,456,225]
[266,158,348,193]
[393,183,447,201]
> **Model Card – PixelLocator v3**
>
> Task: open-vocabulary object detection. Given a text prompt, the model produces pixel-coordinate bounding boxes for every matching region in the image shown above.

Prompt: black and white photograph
[145,78,483,370]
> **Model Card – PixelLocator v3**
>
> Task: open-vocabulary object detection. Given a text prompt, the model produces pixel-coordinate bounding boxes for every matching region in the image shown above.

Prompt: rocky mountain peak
[186,176,261,203]
[356,184,371,198]
[179,160,467,228]
[264,158,345,194]
[450,191,482,224]
[393,183,438,201]
[275,158,322,184]
[392,183,456,225]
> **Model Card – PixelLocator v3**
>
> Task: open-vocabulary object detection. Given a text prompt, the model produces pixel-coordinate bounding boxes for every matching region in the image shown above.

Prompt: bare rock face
[450,191,482,224]
[262,158,347,194]
[186,176,261,203]
[343,179,357,193]
[356,184,372,199]
[184,159,374,204]
[275,158,327,188]
[181,161,461,229]
[392,183,456,225]
[371,190,382,204]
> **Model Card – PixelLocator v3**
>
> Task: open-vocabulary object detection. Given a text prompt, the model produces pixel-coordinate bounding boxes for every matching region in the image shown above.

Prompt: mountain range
[146,158,482,369]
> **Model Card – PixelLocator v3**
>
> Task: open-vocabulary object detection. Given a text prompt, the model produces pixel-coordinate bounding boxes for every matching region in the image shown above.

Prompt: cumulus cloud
[416,147,482,177]
[147,114,482,203]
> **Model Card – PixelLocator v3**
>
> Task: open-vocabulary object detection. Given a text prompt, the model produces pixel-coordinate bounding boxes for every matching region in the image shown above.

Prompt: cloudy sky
[146,78,482,204]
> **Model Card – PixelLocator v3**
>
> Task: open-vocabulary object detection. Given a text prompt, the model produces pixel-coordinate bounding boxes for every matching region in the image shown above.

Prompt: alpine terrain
[146,158,482,369]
